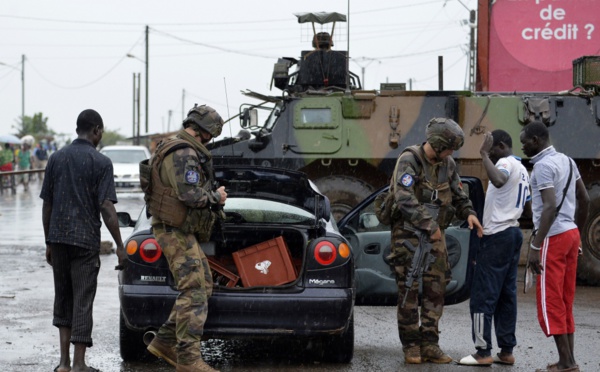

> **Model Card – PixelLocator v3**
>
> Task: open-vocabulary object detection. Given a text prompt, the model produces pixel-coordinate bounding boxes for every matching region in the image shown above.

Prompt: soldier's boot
[176,357,219,372]
[147,336,177,367]
[404,346,422,364]
[421,345,453,364]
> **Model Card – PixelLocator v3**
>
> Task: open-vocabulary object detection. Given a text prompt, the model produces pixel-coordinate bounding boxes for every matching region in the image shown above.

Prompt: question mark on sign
[585,24,595,40]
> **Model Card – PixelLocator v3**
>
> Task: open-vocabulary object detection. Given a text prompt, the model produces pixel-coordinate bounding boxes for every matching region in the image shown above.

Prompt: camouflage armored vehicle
[208,12,600,284]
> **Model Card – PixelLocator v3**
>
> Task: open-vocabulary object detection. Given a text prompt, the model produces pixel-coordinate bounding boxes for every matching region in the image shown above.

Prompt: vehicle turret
[271,12,360,93]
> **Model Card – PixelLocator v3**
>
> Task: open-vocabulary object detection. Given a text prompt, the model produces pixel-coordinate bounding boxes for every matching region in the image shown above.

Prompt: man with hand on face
[460,130,530,366]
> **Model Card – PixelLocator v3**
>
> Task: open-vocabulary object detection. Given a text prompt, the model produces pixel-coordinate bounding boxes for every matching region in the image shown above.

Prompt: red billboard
[480,0,600,91]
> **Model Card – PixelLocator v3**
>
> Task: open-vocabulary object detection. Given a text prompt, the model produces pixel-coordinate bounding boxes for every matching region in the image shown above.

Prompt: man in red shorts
[520,121,589,372]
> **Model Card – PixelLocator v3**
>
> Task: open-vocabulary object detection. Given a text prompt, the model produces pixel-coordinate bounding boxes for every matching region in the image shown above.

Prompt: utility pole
[132,73,136,140]
[145,25,149,133]
[132,73,141,145]
[182,89,186,122]
[468,9,476,92]
[21,54,25,120]
[438,56,444,91]
[456,0,477,91]
[167,110,173,132]
[352,57,380,89]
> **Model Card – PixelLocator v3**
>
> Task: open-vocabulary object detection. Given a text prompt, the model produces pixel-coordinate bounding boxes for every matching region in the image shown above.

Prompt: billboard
[484,0,600,91]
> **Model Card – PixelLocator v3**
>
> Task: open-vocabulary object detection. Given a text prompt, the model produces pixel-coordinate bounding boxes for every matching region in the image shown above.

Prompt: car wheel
[315,315,354,363]
[119,310,147,362]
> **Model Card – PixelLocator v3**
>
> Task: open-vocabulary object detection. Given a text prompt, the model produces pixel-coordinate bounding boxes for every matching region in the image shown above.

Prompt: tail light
[139,238,162,263]
[314,241,337,265]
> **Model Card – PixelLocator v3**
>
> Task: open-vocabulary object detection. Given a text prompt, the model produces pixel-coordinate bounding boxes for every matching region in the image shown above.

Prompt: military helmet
[312,32,333,49]
[425,117,465,153]
[182,104,224,138]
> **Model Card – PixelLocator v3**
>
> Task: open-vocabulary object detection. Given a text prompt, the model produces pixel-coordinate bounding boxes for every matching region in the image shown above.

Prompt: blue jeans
[469,226,522,356]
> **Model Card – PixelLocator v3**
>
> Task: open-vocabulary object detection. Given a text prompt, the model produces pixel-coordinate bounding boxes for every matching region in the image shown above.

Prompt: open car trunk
[192,226,308,290]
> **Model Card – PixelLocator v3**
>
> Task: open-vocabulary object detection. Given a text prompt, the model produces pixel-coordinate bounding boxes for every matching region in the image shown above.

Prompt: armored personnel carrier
[208,12,600,284]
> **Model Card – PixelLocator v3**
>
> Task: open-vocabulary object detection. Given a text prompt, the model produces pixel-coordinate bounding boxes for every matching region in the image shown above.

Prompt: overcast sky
[0,0,476,143]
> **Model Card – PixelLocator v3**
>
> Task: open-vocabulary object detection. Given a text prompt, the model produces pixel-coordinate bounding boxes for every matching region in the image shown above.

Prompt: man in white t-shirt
[460,130,530,366]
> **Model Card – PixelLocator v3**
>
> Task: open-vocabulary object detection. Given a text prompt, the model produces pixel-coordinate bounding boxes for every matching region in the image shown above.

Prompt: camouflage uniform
[388,119,476,357]
[149,110,223,367]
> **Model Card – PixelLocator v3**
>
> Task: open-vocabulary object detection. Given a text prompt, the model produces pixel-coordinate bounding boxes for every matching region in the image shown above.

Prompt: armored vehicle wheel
[314,176,373,222]
[578,184,600,285]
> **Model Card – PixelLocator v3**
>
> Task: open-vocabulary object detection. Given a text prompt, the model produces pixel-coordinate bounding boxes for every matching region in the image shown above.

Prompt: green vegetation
[12,113,125,147]
[13,113,53,141]
[100,129,126,146]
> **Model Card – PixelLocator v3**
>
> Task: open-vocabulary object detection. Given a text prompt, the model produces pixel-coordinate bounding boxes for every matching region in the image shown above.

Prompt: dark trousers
[469,226,522,356]
[51,243,100,347]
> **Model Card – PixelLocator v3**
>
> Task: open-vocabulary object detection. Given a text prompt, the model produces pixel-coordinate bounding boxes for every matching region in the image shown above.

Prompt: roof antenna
[223,77,234,156]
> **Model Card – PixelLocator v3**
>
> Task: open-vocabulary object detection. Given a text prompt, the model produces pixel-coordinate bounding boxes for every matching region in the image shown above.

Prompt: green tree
[100,129,126,146]
[13,113,54,140]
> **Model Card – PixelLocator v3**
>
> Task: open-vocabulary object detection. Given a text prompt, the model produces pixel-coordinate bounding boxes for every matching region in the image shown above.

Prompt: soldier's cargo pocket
[174,257,205,291]
[197,212,216,242]
[201,256,213,297]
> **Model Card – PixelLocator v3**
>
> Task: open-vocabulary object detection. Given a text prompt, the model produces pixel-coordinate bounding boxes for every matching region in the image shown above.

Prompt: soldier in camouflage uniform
[388,118,483,364]
[145,105,226,372]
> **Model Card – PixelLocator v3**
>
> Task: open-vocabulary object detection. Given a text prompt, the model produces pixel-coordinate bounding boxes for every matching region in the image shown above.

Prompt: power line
[152,28,277,59]
[0,13,293,26]
[24,33,144,89]
[365,44,463,60]
[352,0,445,14]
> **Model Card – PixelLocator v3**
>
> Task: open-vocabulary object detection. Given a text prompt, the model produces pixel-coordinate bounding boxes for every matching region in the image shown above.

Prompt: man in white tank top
[460,130,530,366]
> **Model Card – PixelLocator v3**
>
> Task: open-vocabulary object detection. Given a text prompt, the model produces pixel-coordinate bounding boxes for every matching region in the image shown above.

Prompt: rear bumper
[119,284,354,338]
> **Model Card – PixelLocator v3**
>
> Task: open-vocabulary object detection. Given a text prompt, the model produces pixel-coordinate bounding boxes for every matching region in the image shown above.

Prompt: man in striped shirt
[41,109,126,372]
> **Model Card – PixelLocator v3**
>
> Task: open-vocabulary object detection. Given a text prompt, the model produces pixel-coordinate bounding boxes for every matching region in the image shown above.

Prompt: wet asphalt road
[1,181,600,371]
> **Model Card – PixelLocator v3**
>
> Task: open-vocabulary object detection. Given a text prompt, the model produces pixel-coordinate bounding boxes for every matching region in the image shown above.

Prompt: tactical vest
[402,145,456,229]
[140,133,217,237]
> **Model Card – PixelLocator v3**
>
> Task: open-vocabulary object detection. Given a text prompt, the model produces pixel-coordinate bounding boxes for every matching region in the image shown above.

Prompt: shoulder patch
[185,170,200,184]
[400,173,415,187]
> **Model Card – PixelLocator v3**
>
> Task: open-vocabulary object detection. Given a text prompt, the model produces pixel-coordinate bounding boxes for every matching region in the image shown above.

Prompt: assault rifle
[400,224,436,308]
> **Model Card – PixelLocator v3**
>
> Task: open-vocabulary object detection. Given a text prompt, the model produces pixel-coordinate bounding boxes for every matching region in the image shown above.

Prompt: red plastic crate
[207,257,240,288]
[232,236,298,287]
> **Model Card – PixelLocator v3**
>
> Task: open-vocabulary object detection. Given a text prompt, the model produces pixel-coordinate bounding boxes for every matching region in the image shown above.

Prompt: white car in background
[100,145,151,189]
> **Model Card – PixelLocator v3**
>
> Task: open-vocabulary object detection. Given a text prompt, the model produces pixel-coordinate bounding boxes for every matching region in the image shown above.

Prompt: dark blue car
[118,166,355,363]
[118,166,484,364]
